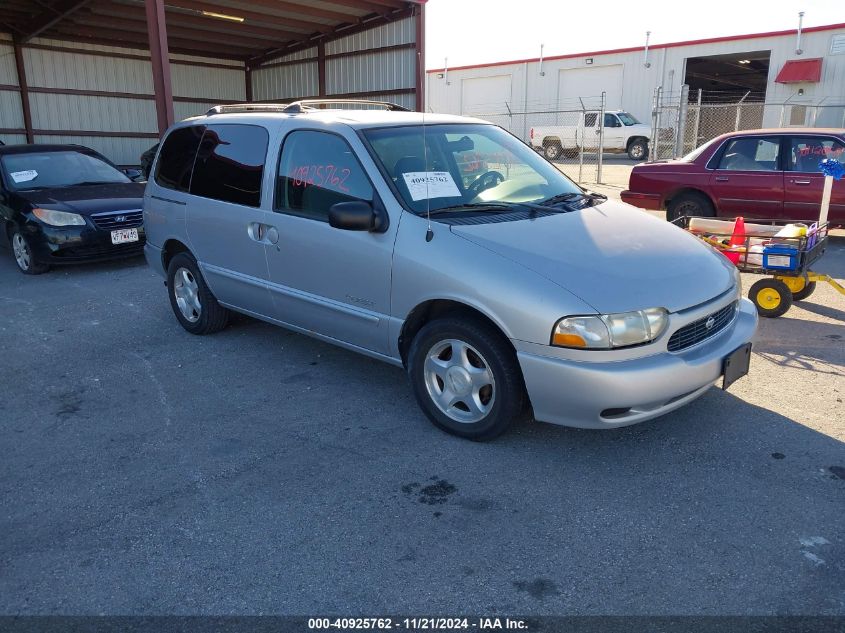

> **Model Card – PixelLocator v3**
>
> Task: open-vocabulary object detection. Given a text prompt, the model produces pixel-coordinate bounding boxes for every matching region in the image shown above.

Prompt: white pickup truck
[529,110,651,161]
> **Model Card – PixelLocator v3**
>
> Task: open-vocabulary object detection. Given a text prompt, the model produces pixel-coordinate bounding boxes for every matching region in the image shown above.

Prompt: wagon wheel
[778,276,817,302]
[749,278,793,318]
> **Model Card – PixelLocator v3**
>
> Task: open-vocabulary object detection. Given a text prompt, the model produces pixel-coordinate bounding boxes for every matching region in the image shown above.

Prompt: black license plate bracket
[723,342,752,390]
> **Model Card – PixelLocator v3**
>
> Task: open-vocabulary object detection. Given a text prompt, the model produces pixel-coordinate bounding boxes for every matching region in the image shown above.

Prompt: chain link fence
[465,94,611,185]
[450,88,845,185]
[649,87,845,161]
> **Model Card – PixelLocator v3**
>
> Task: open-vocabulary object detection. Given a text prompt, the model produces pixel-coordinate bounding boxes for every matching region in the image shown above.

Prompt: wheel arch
[626,135,649,150]
[664,186,716,212]
[397,299,516,368]
[161,238,193,271]
[541,136,562,146]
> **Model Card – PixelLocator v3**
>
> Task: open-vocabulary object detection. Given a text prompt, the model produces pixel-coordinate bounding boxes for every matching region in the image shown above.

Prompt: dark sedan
[0,144,145,274]
[621,128,844,223]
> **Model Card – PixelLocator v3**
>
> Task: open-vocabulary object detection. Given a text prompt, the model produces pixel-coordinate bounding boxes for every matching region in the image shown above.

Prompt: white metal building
[427,22,845,129]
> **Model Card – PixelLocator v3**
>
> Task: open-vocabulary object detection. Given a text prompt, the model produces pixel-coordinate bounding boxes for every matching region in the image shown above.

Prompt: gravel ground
[0,228,843,616]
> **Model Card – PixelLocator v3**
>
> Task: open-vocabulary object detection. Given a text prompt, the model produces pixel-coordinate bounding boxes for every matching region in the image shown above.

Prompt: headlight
[552,307,668,349]
[732,267,742,300]
[33,208,86,226]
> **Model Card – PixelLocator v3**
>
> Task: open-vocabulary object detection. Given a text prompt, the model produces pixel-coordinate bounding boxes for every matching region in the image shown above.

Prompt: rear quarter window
[190,124,269,207]
[154,125,205,192]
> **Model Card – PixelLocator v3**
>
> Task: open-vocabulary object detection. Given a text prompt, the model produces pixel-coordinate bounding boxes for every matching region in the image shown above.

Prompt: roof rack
[205,99,410,116]
[283,99,410,113]
[205,103,291,115]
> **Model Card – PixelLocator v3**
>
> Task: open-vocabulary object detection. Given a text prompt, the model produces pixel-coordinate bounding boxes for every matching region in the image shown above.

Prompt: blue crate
[762,245,800,270]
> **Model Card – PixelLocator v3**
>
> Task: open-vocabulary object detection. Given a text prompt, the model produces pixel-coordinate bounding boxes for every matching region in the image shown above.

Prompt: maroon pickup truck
[621,128,844,223]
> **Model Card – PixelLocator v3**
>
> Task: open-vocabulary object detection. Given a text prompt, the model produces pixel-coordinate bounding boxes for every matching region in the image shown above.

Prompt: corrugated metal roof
[0,0,423,62]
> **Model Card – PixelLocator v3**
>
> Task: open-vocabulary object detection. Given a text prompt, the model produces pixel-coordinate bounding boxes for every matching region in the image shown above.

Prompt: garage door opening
[683,50,771,102]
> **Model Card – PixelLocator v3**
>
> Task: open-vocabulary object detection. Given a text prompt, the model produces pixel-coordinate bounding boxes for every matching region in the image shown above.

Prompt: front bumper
[26,222,146,265]
[516,297,758,429]
[620,190,662,211]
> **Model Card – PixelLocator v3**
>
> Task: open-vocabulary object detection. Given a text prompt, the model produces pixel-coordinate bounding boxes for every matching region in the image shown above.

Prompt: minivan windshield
[1,150,130,191]
[362,124,584,214]
[617,112,640,126]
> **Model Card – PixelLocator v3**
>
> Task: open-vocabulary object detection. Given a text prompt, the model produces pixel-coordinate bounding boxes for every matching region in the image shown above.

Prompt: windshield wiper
[538,191,607,208]
[426,202,530,216]
[71,180,119,187]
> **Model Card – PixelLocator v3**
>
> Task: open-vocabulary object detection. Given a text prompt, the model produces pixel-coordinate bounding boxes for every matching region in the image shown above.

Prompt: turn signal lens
[552,316,610,349]
[33,208,86,226]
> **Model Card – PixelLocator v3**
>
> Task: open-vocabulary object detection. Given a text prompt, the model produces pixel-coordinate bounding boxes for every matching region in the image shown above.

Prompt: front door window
[717,138,780,171]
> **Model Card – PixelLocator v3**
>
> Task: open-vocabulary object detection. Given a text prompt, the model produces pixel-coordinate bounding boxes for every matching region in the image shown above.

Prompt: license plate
[111,228,139,244]
[722,343,752,390]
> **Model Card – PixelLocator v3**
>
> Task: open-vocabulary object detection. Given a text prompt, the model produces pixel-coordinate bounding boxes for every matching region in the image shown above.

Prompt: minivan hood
[15,182,145,215]
[449,200,736,314]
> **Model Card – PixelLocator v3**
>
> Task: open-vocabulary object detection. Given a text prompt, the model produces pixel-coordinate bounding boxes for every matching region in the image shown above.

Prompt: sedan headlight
[33,208,86,226]
[552,307,668,349]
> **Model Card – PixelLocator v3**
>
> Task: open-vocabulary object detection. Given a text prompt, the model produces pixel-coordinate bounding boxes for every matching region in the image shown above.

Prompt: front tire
[408,317,525,441]
[666,191,715,222]
[749,278,792,318]
[627,138,649,161]
[167,252,230,334]
[10,229,49,275]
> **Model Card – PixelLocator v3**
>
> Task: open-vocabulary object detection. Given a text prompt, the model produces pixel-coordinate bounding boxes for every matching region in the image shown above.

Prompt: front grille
[668,301,737,352]
[55,240,145,259]
[91,209,143,230]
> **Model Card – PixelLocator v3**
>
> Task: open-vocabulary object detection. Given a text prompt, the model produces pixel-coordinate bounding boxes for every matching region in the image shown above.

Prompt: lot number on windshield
[402,171,461,201]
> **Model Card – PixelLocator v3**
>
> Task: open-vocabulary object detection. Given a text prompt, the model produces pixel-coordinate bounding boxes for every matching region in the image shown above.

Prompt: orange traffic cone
[724,216,746,264]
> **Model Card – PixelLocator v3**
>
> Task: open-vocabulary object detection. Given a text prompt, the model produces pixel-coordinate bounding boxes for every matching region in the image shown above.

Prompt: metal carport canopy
[0,0,426,135]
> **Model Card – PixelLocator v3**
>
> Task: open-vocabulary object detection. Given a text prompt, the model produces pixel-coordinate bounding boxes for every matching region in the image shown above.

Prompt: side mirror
[123,168,143,181]
[447,135,475,152]
[329,200,387,232]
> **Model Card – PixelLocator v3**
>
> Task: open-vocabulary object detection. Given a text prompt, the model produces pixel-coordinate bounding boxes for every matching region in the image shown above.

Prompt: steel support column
[414,3,425,111]
[12,39,34,143]
[317,41,326,97]
[245,65,253,103]
[145,0,174,135]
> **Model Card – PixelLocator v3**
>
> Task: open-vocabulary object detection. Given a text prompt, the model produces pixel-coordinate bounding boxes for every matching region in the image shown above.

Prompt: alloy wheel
[12,233,30,271]
[173,267,202,323]
[423,338,496,423]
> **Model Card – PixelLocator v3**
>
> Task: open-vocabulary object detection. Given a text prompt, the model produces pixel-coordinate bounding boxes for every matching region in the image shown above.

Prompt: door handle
[248,222,279,244]
[792,180,812,185]
[715,176,729,182]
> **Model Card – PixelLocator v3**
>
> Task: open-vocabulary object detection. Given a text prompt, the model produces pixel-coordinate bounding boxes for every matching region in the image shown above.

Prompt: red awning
[775,58,823,83]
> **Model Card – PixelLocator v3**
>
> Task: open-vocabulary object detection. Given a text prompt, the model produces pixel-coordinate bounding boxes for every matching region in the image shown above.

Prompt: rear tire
[666,191,715,222]
[543,141,563,161]
[749,278,792,318]
[167,252,230,334]
[780,277,817,301]
[792,281,817,301]
[10,229,49,275]
[408,317,525,441]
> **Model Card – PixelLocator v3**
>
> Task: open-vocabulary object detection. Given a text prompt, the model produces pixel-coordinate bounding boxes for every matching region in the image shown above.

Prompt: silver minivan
[143,101,757,440]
